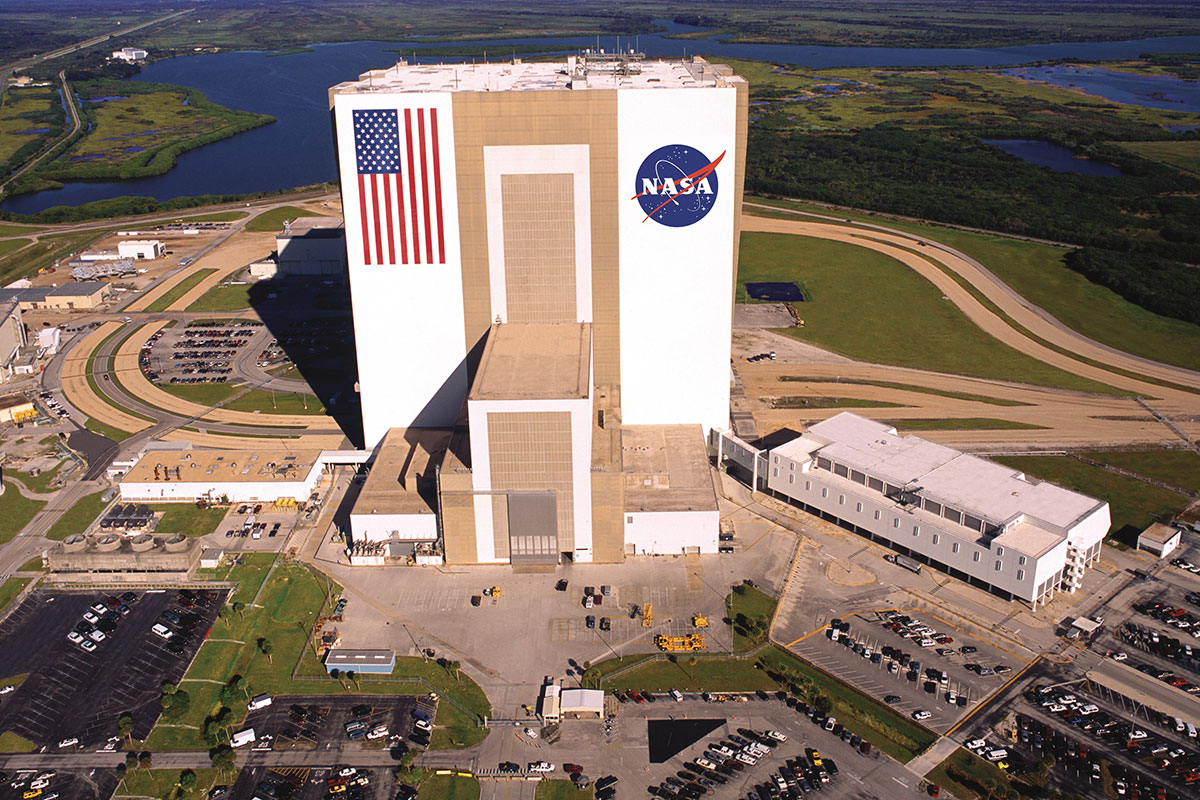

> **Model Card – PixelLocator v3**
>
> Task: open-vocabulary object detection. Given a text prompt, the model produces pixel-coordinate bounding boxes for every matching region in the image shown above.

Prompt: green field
[417,775,479,800]
[45,490,110,540]
[150,503,227,537]
[0,238,29,258]
[748,199,1200,375]
[992,455,1190,545]
[223,388,324,415]
[0,223,44,236]
[0,578,31,614]
[1082,449,1200,494]
[25,80,274,184]
[535,780,593,800]
[0,731,36,753]
[18,556,44,572]
[244,205,324,232]
[84,416,133,442]
[144,268,217,312]
[147,556,491,751]
[926,748,1016,800]
[8,460,64,493]
[0,229,106,285]
[158,379,239,406]
[0,481,45,544]
[773,396,905,409]
[885,418,1047,432]
[727,585,777,652]
[186,282,252,312]
[176,210,248,222]
[739,232,1122,394]
[1117,140,1200,176]
[116,769,219,800]
[0,84,62,168]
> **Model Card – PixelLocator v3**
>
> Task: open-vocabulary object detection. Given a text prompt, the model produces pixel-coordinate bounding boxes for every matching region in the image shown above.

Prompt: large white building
[717,413,1109,606]
[331,54,747,564]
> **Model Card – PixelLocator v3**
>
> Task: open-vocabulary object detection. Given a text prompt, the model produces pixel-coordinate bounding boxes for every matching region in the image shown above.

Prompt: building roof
[560,688,604,712]
[0,282,109,303]
[122,448,323,484]
[278,217,345,238]
[778,413,1105,532]
[331,55,745,96]
[622,424,718,513]
[323,649,396,668]
[353,428,448,516]
[1138,523,1181,546]
[469,323,591,401]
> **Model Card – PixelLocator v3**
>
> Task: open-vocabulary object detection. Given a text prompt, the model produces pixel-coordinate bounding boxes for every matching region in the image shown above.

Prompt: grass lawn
[430,700,489,750]
[0,223,46,237]
[0,238,29,258]
[417,775,480,800]
[116,768,218,799]
[1082,449,1200,494]
[144,268,217,312]
[151,503,227,537]
[0,731,36,752]
[0,480,46,544]
[739,233,1122,395]
[780,377,1027,406]
[727,585,778,652]
[177,211,248,222]
[244,205,324,232]
[45,490,111,541]
[159,380,240,406]
[149,556,491,751]
[926,748,1015,800]
[0,578,31,613]
[773,396,906,409]
[9,460,64,493]
[747,199,1200,375]
[0,229,106,286]
[223,388,324,415]
[884,418,1047,432]
[992,455,1190,546]
[186,283,252,312]
[1117,140,1200,176]
[18,556,44,572]
[536,780,593,800]
[583,644,936,763]
[84,416,133,442]
[0,674,27,690]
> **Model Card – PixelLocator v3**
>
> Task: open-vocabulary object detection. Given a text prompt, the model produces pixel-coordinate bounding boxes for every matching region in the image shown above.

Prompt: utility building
[331,54,747,564]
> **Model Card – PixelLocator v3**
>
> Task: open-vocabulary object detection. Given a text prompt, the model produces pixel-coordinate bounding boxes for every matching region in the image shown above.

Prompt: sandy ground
[59,321,154,435]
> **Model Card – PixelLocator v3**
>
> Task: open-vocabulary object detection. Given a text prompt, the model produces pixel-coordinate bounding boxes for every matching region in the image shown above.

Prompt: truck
[230,728,256,748]
[886,553,922,574]
[247,694,272,711]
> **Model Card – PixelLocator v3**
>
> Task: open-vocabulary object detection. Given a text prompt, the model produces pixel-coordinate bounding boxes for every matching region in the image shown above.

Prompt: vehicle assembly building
[715,413,1110,606]
[331,54,747,564]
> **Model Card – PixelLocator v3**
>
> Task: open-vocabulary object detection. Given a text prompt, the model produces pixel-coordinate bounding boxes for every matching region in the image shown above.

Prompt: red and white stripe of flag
[358,108,446,266]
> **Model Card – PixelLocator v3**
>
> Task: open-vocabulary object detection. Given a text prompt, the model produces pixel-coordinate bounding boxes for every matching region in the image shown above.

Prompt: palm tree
[257,637,273,663]
[117,714,134,747]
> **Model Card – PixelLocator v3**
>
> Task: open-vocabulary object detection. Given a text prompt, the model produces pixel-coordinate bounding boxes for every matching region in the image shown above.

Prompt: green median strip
[779,377,1029,406]
[144,268,217,312]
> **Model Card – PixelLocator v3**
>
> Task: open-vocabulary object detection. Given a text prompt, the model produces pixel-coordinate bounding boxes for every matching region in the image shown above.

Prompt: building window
[924,500,941,516]
[912,525,919,536]
[627,515,633,523]
[885,483,902,497]
[893,518,900,529]
[932,534,939,545]
[874,510,881,521]
[995,560,1002,571]
[944,508,962,524]
[964,515,983,532]
[996,546,1004,556]
[952,542,959,553]
[789,475,795,484]
[816,457,831,471]
[973,551,980,562]
[1017,569,1025,581]
[839,495,845,505]
[774,456,779,464]
[851,470,866,485]
[805,481,811,491]
[773,468,778,478]
[1018,556,1026,566]
[790,462,795,470]
[821,488,828,498]
[834,463,849,478]
[868,477,884,492]
[856,502,863,513]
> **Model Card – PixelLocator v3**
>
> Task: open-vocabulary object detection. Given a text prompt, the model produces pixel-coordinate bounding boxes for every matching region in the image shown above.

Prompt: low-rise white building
[1138,523,1182,559]
[119,448,326,503]
[111,47,148,61]
[117,240,164,260]
[719,413,1109,607]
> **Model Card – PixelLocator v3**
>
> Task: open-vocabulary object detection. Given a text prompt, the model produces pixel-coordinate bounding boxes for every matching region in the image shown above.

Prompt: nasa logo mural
[632,144,725,227]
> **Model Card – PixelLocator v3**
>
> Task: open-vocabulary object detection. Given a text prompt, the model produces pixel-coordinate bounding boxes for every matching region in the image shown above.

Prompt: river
[4,21,1200,214]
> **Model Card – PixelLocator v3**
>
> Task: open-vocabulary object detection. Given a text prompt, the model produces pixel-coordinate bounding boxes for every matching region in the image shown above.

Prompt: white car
[734,752,757,766]
[414,719,433,733]
[0,686,13,695]
[78,639,97,653]
[765,730,787,742]
[527,762,554,773]
[66,631,84,644]
[82,611,99,625]
[88,629,106,643]
[912,710,932,721]
[695,758,716,770]
[1110,651,1128,661]
[366,725,389,740]
[523,727,538,739]
[57,738,78,749]
[31,779,50,790]
[151,623,173,640]
[966,739,987,751]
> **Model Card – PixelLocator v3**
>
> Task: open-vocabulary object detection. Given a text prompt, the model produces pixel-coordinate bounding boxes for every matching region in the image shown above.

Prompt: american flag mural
[353,108,446,266]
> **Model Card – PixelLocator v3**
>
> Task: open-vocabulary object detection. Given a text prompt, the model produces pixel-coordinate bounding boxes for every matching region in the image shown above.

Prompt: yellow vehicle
[642,603,653,628]
[24,791,42,800]
[693,615,708,628]
[482,586,502,598]
[654,633,705,651]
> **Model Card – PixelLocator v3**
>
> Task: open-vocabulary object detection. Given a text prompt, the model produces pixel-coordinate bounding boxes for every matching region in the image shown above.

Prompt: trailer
[886,553,922,574]
[655,634,705,652]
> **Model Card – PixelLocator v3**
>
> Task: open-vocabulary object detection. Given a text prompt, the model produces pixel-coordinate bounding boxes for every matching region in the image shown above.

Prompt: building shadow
[246,276,363,447]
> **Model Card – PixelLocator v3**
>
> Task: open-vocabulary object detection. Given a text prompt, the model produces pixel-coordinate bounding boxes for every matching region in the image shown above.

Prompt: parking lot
[243,694,432,754]
[227,766,392,800]
[2,768,120,800]
[140,320,263,386]
[0,588,224,746]
[787,609,1026,733]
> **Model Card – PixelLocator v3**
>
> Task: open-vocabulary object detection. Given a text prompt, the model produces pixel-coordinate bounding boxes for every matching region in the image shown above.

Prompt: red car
[563,764,583,775]
[935,636,953,644]
[1169,677,1188,687]
[628,691,645,703]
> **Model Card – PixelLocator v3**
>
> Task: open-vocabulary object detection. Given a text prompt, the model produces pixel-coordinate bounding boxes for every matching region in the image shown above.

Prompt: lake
[998,65,1200,113]
[5,22,1200,214]
[982,139,1124,176]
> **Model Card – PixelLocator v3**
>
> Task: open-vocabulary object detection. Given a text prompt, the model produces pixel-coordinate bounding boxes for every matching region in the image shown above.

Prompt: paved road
[0,71,81,195]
